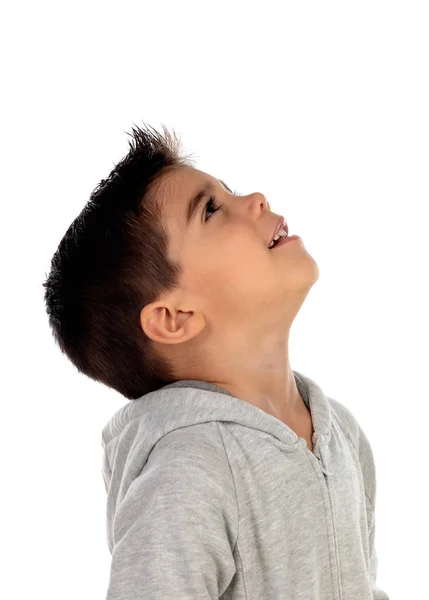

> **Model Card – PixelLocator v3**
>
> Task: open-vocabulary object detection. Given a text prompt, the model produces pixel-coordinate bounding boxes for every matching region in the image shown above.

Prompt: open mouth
[268,226,288,249]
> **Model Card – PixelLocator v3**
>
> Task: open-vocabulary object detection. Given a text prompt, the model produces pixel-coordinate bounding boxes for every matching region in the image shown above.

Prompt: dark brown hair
[42,122,196,400]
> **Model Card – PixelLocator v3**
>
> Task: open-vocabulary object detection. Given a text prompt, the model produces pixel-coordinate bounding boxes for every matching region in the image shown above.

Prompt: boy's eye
[204,196,221,221]
[204,190,243,222]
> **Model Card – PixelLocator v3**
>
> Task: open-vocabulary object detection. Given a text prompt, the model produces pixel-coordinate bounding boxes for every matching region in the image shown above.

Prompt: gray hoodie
[101,370,389,599]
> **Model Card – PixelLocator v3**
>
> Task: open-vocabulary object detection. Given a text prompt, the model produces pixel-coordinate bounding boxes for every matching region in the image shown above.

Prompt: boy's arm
[105,431,238,599]
[359,426,390,600]
[365,492,389,600]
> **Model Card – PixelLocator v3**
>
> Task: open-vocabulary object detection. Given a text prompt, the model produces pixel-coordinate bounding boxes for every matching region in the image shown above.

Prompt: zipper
[318,454,337,480]
[311,434,337,480]
[318,446,342,599]
[304,440,342,598]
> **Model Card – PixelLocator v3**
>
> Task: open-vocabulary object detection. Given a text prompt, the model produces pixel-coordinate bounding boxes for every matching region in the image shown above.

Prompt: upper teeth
[269,226,288,248]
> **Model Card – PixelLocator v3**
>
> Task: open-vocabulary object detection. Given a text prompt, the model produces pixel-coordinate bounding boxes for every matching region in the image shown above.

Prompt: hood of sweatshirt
[101,370,327,535]
[101,369,388,600]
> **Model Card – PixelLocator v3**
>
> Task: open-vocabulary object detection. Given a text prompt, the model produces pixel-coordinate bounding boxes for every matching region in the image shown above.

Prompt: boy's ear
[140,302,205,345]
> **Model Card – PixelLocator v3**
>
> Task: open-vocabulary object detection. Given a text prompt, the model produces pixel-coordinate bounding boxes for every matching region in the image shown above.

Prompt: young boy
[43,122,389,599]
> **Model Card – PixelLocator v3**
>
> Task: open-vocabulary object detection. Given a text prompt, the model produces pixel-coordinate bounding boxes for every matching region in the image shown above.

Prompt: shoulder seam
[365,491,374,512]
[215,422,240,553]
[338,418,375,513]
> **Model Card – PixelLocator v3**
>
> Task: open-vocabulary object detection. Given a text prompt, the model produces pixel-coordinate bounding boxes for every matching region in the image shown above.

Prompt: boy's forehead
[160,167,210,199]
[152,167,203,238]
[156,167,215,218]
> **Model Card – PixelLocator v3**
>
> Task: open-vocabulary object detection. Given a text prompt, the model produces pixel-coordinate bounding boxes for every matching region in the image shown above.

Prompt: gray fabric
[101,369,389,599]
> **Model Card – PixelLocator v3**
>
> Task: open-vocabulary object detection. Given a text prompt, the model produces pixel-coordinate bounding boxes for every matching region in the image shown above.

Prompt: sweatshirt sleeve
[365,493,389,600]
[358,426,390,600]
[105,429,238,600]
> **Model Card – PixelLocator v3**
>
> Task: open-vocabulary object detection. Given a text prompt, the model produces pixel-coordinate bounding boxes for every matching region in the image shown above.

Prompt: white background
[2,1,428,598]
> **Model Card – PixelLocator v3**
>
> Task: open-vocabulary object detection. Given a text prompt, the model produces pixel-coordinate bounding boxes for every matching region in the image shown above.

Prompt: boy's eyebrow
[185,179,232,229]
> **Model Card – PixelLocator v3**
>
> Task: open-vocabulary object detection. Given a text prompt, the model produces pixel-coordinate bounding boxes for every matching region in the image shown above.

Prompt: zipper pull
[318,457,337,480]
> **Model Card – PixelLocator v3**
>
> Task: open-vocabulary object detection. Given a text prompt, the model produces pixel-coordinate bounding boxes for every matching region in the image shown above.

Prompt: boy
[43,122,389,599]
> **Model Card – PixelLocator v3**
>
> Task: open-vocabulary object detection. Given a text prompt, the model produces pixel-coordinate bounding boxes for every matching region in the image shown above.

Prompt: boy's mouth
[268,218,289,249]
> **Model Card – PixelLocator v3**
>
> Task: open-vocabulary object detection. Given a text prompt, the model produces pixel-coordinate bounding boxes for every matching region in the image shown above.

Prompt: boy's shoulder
[327,395,362,438]
[147,421,235,487]
[151,421,226,460]
[327,395,374,454]
[139,422,239,519]
[327,395,377,499]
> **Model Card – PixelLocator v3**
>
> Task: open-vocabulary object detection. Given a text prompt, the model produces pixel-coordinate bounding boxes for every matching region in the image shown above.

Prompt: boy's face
[141,165,319,385]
